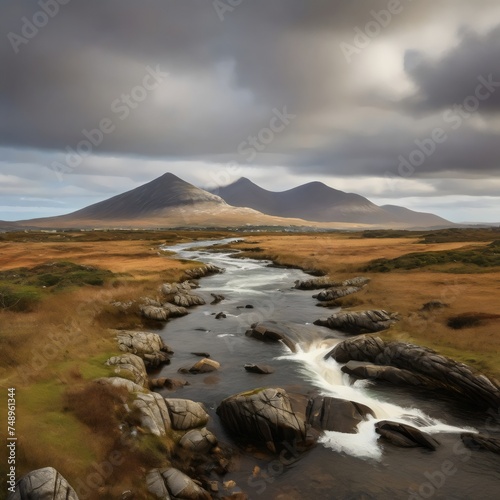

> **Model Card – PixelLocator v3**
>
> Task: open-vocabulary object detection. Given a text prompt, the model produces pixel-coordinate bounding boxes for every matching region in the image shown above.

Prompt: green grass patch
[363,242,500,273]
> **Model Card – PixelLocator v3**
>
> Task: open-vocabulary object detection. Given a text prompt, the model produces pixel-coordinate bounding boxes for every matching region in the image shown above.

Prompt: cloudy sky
[1,0,500,222]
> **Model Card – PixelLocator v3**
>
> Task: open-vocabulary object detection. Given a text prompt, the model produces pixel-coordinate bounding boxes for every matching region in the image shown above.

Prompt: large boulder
[315,310,398,334]
[375,421,440,450]
[164,399,209,430]
[160,468,211,500]
[216,388,308,453]
[306,396,375,434]
[131,392,172,436]
[327,336,500,408]
[294,276,370,290]
[9,467,79,500]
[140,303,188,322]
[105,354,148,388]
[115,330,172,368]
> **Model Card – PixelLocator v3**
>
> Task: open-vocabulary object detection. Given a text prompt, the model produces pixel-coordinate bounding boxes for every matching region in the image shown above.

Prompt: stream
[156,238,500,499]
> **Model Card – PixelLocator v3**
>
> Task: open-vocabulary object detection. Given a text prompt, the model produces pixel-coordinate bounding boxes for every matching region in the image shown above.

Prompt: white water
[279,338,477,460]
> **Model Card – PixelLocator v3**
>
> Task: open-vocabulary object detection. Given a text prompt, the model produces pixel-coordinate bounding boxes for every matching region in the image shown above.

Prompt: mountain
[16,173,339,229]
[213,178,452,228]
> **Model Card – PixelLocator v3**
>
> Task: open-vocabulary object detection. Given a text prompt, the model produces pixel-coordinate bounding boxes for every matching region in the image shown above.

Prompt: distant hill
[213,178,452,228]
[15,173,348,229]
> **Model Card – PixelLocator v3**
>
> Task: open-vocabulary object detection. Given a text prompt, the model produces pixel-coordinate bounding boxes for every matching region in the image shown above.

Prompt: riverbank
[1,228,499,498]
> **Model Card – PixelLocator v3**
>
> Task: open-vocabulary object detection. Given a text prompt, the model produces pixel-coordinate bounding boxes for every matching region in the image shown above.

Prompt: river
[156,238,500,499]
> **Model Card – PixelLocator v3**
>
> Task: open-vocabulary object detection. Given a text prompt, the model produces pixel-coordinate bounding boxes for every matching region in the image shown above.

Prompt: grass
[363,241,500,273]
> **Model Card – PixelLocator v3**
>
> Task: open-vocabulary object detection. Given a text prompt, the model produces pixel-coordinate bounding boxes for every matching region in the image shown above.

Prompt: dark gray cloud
[1,0,500,222]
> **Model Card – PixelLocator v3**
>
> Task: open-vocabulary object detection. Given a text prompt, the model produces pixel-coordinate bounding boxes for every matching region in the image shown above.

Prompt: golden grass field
[0,228,498,497]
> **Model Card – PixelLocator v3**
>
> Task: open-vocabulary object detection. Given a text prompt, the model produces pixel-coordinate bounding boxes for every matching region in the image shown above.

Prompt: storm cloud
[1,0,499,221]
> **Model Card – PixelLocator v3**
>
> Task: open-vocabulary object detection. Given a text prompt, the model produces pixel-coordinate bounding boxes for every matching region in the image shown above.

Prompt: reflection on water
[158,238,500,499]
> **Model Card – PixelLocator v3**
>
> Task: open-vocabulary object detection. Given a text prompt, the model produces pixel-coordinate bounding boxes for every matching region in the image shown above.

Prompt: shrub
[0,284,42,311]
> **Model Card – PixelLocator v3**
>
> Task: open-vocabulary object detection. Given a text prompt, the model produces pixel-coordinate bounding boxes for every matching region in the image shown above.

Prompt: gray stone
[186,358,220,374]
[116,330,171,355]
[146,469,171,499]
[313,285,364,302]
[149,378,188,390]
[461,433,500,455]
[179,428,218,454]
[105,354,148,388]
[97,377,145,393]
[131,392,171,436]
[217,387,308,453]
[375,421,440,450]
[314,310,398,334]
[327,336,500,408]
[8,467,79,500]
[160,468,211,500]
[306,396,375,434]
[164,399,209,430]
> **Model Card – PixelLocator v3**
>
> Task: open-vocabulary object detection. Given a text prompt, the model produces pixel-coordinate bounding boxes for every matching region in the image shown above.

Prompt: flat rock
[97,377,145,393]
[315,310,398,334]
[191,352,210,358]
[244,364,275,374]
[164,399,209,430]
[306,396,375,434]
[184,264,224,279]
[116,330,171,355]
[375,421,439,450]
[105,353,148,388]
[313,285,364,302]
[9,467,79,500]
[216,387,308,453]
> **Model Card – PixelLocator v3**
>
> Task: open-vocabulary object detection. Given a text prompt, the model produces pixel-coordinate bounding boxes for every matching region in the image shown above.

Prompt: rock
[210,293,225,304]
[179,428,218,454]
[146,469,171,499]
[215,312,227,319]
[216,387,308,453]
[131,392,171,436]
[164,399,209,430]
[184,358,220,374]
[313,285,364,302]
[161,302,189,317]
[314,310,398,334]
[244,364,275,374]
[184,264,224,279]
[191,352,210,358]
[327,335,500,409]
[9,467,79,500]
[375,421,440,450]
[461,433,500,455]
[173,292,206,308]
[141,305,170,321]
[116,330,172,355]
[97,377,146,393]
[160,281,206,308]
[306,396,374,434]
[142,352,171,369]
[294,276,342,290]
[105,354,149,388]
[149,378,189,390]
[341,361,440,388]
[160,468,211,500]
[161,281,192,296]
[245,304,254,309]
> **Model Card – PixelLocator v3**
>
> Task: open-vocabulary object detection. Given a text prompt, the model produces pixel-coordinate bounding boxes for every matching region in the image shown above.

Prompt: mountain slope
[213,178,451,226]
